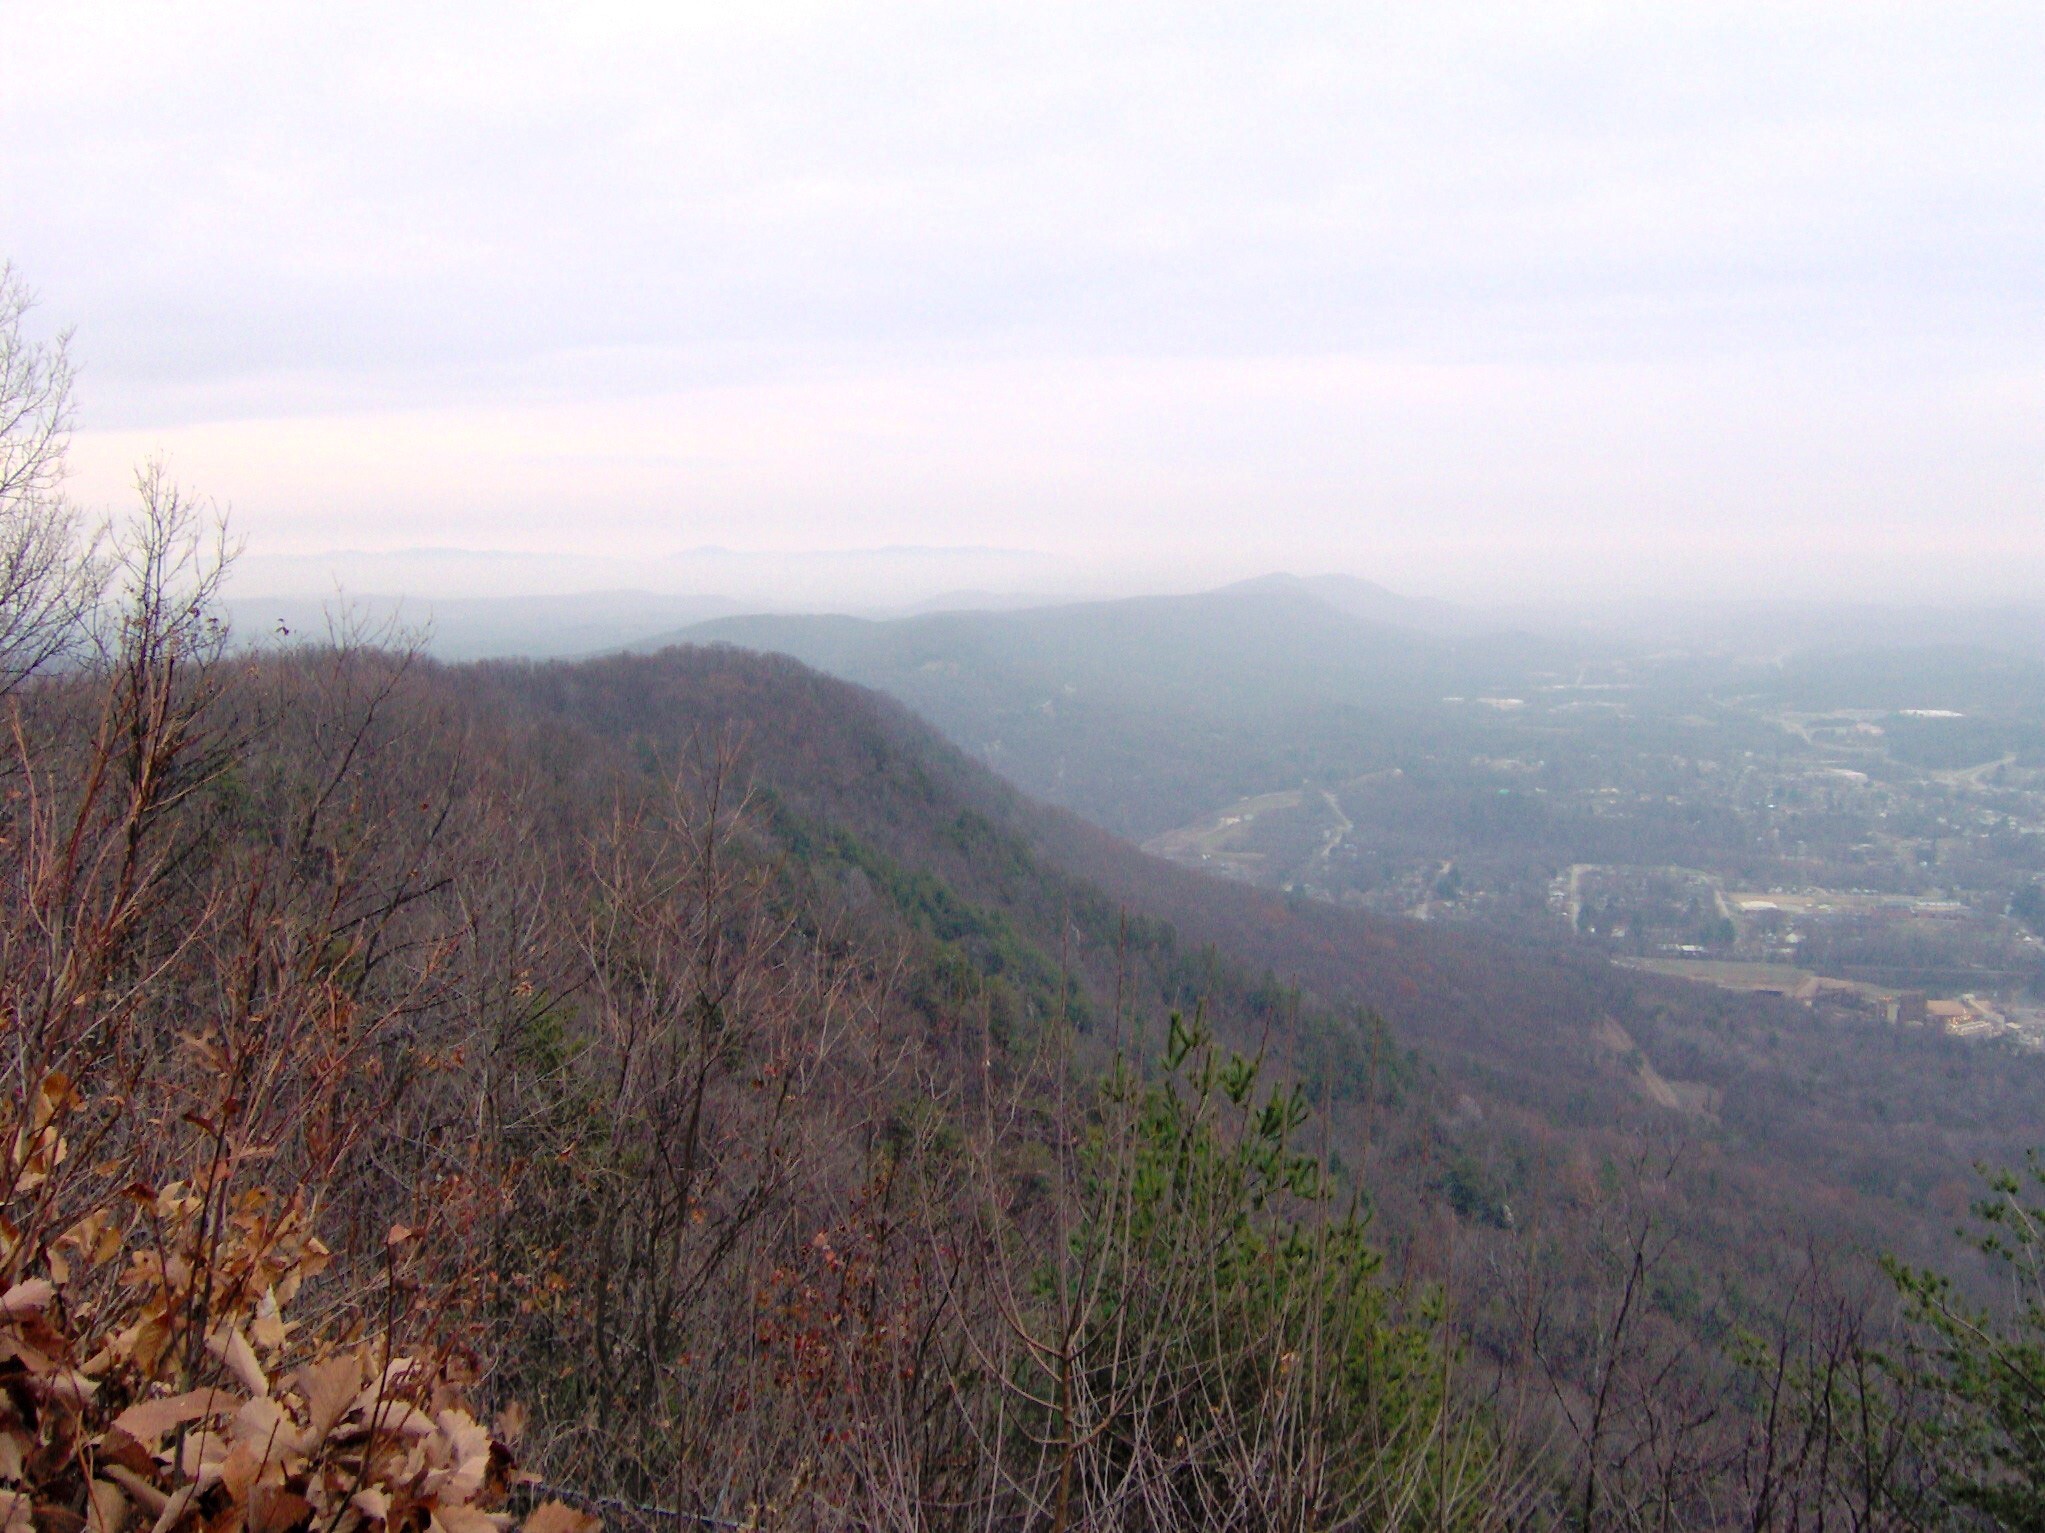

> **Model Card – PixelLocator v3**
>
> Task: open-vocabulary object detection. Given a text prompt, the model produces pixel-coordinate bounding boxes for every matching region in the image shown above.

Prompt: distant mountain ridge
[1220,572,1483,635]
[650,577,1585,838]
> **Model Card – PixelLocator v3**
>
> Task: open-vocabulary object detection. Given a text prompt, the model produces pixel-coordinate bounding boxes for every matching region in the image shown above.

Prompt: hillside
[15,608,1529,1528]
[488,645,2045,1271]
[11,600,2044,1527]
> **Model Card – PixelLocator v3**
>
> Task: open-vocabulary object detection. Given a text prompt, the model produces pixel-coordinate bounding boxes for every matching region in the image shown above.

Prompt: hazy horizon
[6,4,2043,604]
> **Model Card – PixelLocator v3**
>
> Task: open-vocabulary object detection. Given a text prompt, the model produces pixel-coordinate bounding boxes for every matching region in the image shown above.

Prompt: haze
[4,3,2042,604]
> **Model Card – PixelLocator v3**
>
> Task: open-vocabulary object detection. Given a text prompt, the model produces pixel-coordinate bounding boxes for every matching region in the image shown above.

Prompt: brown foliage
[0,1104,587,1533]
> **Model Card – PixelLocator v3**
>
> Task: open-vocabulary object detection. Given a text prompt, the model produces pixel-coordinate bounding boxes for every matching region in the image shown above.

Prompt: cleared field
[1137,784,1341,883]
[1619,957,1812,993]
[1619,958,1904,1016]
[1143,790,1304,852]
[1728,890,1969,917]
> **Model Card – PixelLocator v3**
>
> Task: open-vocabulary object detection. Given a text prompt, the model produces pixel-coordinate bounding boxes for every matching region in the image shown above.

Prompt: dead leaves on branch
[0,1081,594,1533]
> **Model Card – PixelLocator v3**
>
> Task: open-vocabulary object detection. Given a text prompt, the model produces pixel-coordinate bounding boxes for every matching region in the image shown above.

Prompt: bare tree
[0,262,97,694]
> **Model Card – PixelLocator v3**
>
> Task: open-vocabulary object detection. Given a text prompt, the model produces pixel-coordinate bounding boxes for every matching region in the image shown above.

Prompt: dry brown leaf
[35,1367,100,1416]
[250,1290,287,1352]
[274,1237,329,1304]
[431,1410,493,1500]
[230,1394,300,1460]
[430,1505,505,1533]
[0,1489,32,1533]
[356,1397,435,1442]
[423,1463,488,1505]
[146,1483,198,1533]
[521,1502,600,1533]
[296,1353,363,1448]
[174,1425,228,1486]
[491,1401,527,1447]
[35,1073,81,1127]
[121,1315,175,1377]
[349,1486,390,1524]
[367,1356,420,1398]
[86,1479,130,1533]
[387,1437,430,1487]
[0,1279,55,1319]
[217,1438,271,1502]
[60,1211,122,1268]
[205,1325,268,1398]
[100,1465,167,1516]
[248,1488,312,1533]
[112,1387,242,1444]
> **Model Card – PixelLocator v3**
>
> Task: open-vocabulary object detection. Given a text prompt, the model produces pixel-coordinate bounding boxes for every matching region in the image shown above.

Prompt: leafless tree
[0,262,98,694]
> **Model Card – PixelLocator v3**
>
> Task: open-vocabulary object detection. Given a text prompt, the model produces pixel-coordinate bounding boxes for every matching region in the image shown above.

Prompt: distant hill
[648,579,1586,837]
[1221,572,1481,635]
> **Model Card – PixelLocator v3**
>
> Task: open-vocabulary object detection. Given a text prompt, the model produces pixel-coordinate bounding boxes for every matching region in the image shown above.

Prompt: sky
[2,2,2041,603]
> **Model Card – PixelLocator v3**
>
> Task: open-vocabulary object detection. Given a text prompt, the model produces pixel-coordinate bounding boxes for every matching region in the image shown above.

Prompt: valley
[679,580,2045,1046]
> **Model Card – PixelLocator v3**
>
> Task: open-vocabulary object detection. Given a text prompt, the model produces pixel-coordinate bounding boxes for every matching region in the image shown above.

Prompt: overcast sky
[3,3,2041,602]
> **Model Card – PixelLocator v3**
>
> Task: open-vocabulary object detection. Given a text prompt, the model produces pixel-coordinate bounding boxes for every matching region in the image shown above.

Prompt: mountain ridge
[477,642,2044,1288]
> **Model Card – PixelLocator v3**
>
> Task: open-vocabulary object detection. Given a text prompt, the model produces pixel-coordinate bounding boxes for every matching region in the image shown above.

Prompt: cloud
[5,2,2042,599]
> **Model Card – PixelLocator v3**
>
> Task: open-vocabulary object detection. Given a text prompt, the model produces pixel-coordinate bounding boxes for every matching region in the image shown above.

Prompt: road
[1300,788,1353,883]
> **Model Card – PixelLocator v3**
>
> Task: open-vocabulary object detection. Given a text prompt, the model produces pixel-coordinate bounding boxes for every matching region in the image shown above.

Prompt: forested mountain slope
[18,604,1533,1529]
[487,645,2045,1275]
[13,602,2045,1528]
